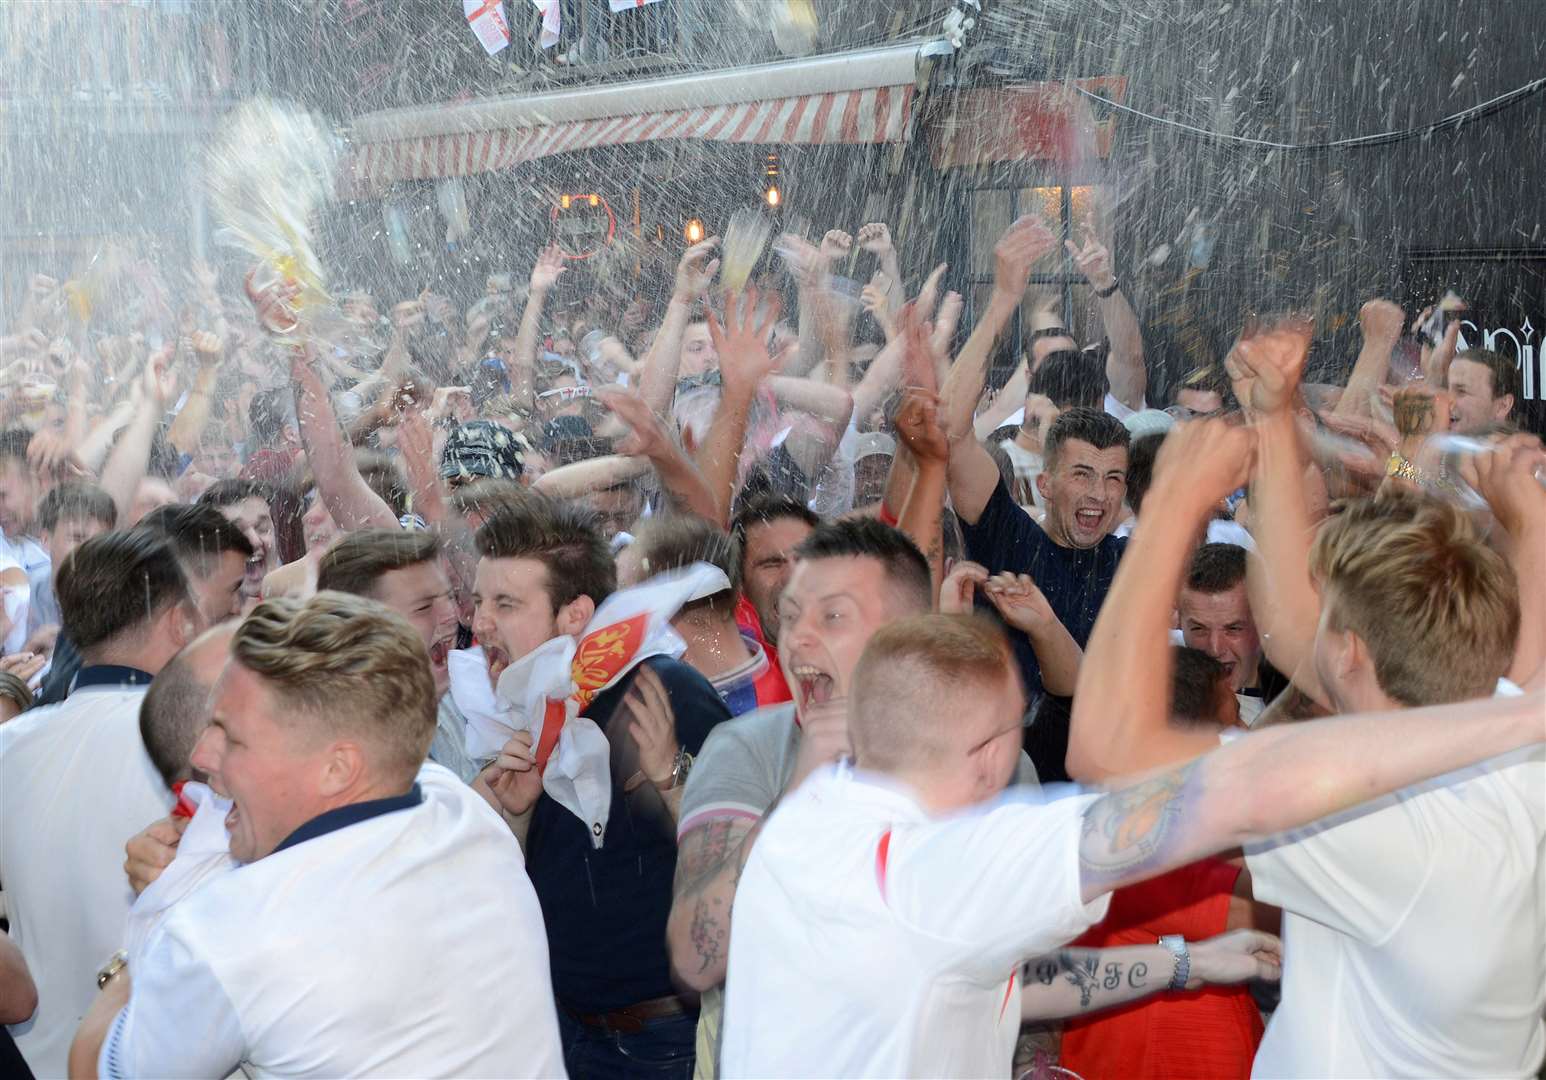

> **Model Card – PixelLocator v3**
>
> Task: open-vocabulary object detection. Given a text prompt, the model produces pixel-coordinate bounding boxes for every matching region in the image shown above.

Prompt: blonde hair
[1310,492,1518,706]
[851,614,1015,771]
[233,591,437,781]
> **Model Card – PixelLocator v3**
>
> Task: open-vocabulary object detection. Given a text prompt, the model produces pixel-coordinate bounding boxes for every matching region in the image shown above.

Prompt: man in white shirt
[70,591,564,1078]
[719,602,1545,1077]
[0,530,203,1077]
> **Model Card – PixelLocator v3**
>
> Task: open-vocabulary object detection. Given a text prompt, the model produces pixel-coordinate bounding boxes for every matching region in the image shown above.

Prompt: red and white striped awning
[349,41,940,188]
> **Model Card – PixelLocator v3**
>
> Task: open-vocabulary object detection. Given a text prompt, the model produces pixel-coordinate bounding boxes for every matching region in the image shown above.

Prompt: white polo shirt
[1245,681,1545,1078]
[0,668,165,1079]
[720,765,1107,1078]
[99,762,565,1079]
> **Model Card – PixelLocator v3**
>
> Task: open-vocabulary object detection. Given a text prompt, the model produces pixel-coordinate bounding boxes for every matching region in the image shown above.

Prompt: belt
[568,994,690,1036]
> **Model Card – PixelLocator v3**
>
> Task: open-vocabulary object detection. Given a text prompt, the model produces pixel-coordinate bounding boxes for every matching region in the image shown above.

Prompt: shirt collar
[273,784,424,855]
[71,664,155,691]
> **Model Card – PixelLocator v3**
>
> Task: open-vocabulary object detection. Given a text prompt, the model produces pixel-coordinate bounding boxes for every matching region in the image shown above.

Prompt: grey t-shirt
[677,703,1041,1080]
[430,693,480,785]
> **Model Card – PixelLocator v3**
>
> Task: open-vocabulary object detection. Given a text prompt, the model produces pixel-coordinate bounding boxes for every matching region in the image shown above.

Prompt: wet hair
[630,515,738,615]
[1124,432,1165,516]
[318,528,442,599]
[36,482,117,533]
[1170,646,1231,730]
[1028,350,1106,410]
[1185,543,1248,595]
[793,518,932,615]
[0,428,32,467]
[1175,366,1231,402]
[475,495,616,610]
[1451,348,1521,407]
[140,637,222,787]
[1309,491,1518,706]
[234,593,437,783]
[1043,407,1130,474]
[249,387,298,447]
[729,493,821,569]
[56,529,191,654]
[199,477,274,513]
[140,503,255,576]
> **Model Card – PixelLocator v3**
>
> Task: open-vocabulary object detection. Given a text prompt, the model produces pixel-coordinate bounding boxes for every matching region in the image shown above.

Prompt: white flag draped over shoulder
[449,563,731,847]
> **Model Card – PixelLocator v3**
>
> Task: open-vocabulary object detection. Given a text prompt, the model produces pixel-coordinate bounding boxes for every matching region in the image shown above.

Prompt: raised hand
[856,222,894,256]
[142,346,177,409]
[819,229,853,265]
[1064,216,1116,292]
[939,559,989,615]
[674,237,721,301]
[596,385,674,461]
[1152,418,1256,512]
[191,329,224,366]
[994,216,1060,300]
[1358,298,1405,343]
[931,290,964,358]
[530,246,567,294]
[0,651,45,685]
[623,665,681,790]
[860,272,894,335]
[787,697,851,791]
[1231,318,1311,415]
[124,814,188,897]
[1462,435,1546,538]
[706,286,785,397]
[894,387,947,465]
[983,572,1058,636]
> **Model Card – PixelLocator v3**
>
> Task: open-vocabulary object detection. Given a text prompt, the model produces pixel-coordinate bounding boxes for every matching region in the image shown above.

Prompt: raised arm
[1066,419,1253,780]
[99,348,175,524]
[1077,681,1545,904]
[1066,218,1146,411]
[695,288,786,522]
[984,573,1083,698]
[1469,438,1546,686]
[510,247,566,412]
[165,331,224,457]
[893,386,949,595]
[767,375,854,480]
[595,386,721,523]
[639,238,719,416]
[1232,324,1330,704]
[1331,300,1403,420]
[289,348,398,531]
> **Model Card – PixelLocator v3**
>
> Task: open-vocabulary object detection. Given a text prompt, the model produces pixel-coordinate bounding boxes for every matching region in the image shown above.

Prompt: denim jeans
[558,1007,696,1080]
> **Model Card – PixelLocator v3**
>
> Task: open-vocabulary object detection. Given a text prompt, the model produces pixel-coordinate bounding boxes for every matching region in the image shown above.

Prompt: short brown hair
[36,482,117,533]
[58,530,191,654]
[1309,491,1518,706]
[232,592,437,782]
[450,478,528,520]
[1044,407,1129,474]
[1452,348,1521,407]
[851,614,1014,770]
[1186,543,1248,594]
[630,515,738,614]
[476,495,616,610]
[317,529,441,599]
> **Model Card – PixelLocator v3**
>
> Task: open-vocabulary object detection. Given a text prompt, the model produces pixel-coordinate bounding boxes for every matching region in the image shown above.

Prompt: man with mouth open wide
[667,517,1046,1079]
[68,592,564,1078]
[316,528,473,782]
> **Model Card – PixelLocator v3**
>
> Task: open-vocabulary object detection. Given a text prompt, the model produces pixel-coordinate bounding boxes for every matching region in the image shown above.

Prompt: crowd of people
[0,205,1540,1080]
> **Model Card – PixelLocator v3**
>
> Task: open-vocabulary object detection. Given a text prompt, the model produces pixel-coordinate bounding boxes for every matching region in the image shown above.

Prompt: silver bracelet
[1158,934,1190,991]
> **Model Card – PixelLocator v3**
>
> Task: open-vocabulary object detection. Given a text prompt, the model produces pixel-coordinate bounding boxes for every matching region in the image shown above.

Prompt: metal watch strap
[1158,934,1189,991]
[669,747,694,789]
[96,949,129,991]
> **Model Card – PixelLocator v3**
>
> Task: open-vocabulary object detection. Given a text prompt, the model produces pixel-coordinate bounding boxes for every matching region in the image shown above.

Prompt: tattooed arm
[1019,930,1281,1020]
[666,816,765,991]
[1077,687,1546,905]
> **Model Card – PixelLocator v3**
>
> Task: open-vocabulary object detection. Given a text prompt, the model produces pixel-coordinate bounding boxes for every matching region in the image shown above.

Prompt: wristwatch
[1095,279,1121,299]
[96,949,129,991]
[1158,935,1190,991]
[667,747,694,790]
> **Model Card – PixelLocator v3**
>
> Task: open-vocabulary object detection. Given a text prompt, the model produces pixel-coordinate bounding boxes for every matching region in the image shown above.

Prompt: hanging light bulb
[684,218,705,243]
[764,185,782,208]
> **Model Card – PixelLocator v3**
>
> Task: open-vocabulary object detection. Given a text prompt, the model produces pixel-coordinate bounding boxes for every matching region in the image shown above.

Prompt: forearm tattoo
[1022,951,1155,1010]
[1078,760,1200,891]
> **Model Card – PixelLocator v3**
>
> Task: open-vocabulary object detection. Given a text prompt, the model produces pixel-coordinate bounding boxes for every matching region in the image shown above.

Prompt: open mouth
[429,634,454,671]
[1074,508,1104,532]
[484,644,510,685]
[789,663,835,710]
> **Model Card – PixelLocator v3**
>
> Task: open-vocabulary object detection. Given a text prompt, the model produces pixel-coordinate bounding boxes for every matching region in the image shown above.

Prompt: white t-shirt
[720,765,1107,1078]
[99,762,563,1079]
[1246,683,1546,1078]
[0,677,167,1078]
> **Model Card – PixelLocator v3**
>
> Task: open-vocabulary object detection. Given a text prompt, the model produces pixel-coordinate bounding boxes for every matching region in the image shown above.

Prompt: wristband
[1094,279,1121,299]
[1029,326,1070,342]
[1158,935,1190,991]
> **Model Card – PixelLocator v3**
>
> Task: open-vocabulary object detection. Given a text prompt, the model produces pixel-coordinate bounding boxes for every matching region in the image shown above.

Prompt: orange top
[1059,859,1263,1080]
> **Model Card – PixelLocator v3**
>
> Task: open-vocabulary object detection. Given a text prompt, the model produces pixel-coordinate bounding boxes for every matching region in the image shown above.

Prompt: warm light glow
[764,186,782,208]
[561,194,572,210]
[684,218,705,243]
[589,194,599,207]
